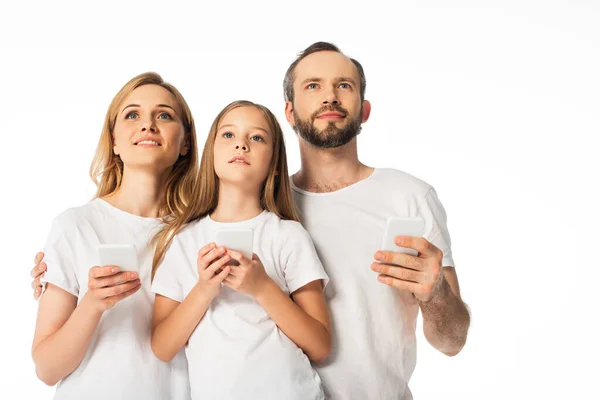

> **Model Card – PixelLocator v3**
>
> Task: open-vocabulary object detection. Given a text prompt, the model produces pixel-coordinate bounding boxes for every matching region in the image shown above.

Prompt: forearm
[255,279,330,362]
[32,297,102,386]
[420,277,470,356]
[151,285,213,362]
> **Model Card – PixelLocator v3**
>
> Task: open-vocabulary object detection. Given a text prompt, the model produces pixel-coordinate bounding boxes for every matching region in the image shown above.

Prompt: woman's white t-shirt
[151,211,329,400]
[41,198,190,400]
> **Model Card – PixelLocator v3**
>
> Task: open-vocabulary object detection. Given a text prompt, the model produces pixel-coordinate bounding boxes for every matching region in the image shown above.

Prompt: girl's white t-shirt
[151,211,329,400]
[41,198,190,400]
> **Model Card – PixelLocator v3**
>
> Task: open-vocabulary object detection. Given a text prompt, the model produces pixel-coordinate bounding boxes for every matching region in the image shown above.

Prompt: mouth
[228,155,250,165]
[317,111,346,120]
[134,138,161,146]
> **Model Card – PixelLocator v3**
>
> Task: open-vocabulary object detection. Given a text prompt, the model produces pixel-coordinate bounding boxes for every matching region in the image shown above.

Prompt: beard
[292,105,362,149]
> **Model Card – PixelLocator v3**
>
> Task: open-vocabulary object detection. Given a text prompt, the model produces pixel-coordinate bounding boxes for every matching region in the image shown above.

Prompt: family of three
[29,42,470,400]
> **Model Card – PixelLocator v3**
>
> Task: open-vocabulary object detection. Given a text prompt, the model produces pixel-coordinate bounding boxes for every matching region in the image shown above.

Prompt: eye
[222,131,234,139]
[125,111,138,119]
[250,135,264,142]
[306,83,319,90]
[158,112,173,120]
[339,83,352,89]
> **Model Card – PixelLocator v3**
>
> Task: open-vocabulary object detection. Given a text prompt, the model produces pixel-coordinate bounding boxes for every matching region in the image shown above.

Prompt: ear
[284,101,295,127]
[361,100,371,123]
[180,135,190,156]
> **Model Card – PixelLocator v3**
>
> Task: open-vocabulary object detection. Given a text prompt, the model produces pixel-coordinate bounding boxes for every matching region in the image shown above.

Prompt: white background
[1,0,598,398]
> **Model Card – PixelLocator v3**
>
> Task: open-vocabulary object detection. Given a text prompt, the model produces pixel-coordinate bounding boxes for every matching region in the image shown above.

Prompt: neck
[211,181,263,223]
[103,167,169,218]
[294,138,373,193]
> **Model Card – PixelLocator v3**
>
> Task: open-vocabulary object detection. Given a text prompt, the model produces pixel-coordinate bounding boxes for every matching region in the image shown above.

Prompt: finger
[212,266,231,283]
[89,265,120,279]
[226,249,249,264]
[31,275,43,289]
[394,236,439,258]
[96,279,141,299]
[105,283,142,307]
[206,254,231,276]
[31,261,46,278]
[34,252,44,265]
[375,252,424,271]
[371,263,421,283]
[34,286,42,300]
[377,274,420,292]
[197,243,217,261]
[198,247,227,270]
[90,271,139,289]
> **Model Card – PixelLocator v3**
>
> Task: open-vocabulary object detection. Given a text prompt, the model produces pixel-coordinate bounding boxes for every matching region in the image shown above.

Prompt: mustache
[311,105,348,120]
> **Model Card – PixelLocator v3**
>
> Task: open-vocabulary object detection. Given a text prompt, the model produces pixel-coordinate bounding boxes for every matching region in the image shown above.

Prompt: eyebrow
[121,104,178,113]
[300,77,358,86]
[219,124,270,135]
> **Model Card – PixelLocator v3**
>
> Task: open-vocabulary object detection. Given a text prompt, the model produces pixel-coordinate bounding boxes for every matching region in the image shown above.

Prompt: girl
[32,72,197,400]
[150,101,331,399]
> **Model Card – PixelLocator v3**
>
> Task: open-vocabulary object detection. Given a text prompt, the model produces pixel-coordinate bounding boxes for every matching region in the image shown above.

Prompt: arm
[372,236,470,356]
[255,278,331,363]
[32,266,141,386]
[224,251,331,363]
[151,244,231,362]
[419,267,470,356]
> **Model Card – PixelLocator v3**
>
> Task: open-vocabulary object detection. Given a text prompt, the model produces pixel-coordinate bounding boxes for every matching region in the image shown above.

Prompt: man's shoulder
[372,168,433,196]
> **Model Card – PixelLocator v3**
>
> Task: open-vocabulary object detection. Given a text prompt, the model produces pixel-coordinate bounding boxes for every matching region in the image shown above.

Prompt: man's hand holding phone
[372,217,444,302]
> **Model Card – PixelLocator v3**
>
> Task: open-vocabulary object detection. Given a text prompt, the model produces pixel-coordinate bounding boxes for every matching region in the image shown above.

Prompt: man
[31,42,470,399]
[282,42,470,399]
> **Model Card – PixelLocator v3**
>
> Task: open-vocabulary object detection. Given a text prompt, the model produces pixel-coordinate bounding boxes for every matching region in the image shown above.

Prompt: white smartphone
[381,217,425,257]
[215,229,254,260]
[97,244,139,273]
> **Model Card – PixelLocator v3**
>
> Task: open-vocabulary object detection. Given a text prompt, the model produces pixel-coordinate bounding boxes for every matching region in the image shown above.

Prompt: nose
[235,144,247,151]
[322,86,340,106]
[140,117,157,133]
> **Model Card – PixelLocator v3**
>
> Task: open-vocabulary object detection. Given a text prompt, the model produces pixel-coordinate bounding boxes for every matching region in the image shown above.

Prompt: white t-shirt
[41,198,190,400]
[291,168,455,400]
[151,210,329,400]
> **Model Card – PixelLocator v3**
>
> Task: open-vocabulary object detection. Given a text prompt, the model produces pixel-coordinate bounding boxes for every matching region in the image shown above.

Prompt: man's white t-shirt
[151,210,329,400]
[291,168,455,400]
[41,198,190,400]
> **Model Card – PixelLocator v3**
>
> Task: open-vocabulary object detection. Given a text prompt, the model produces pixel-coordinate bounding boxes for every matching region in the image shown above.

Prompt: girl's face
[213,106,273,189]
[112,84,188,173]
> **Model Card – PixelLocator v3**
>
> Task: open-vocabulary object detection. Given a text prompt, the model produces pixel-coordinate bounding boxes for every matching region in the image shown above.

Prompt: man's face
[286,51,368,148]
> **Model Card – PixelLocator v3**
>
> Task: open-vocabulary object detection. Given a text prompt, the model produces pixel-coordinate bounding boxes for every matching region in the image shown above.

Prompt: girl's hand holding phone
[195,243,231,298]
[222,250,271,298]
[83,266,141,313]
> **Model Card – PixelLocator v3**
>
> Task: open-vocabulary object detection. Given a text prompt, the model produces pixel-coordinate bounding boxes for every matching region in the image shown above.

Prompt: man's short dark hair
[283,42,367,103]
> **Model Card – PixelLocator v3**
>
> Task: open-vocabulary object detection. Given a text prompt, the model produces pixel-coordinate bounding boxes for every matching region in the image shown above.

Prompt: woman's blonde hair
[90,72,199,219]
[152,100,298,279]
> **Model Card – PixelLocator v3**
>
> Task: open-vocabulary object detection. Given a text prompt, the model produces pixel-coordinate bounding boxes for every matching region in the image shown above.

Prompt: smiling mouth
[135,140,160,146]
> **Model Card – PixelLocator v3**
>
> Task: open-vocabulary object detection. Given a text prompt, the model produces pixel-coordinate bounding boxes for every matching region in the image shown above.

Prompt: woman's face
[112,84,188,173]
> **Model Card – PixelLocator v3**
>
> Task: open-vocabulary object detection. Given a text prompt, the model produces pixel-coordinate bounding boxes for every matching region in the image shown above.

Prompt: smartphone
[216,229,254,260]
[97,244,139,273]
[381,217,425,257]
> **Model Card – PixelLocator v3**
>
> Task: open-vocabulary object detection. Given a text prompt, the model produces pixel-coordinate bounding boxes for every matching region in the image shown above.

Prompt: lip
[317,111,345,120]
[134,136,162,146]
[228,155,250,165]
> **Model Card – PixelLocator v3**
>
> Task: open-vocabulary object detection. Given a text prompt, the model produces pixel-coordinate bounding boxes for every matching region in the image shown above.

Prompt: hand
[82,266,141,313]
[371,236,444,302]
[195,243,231,299]
[223,251,270,298]
[31,252,46,300]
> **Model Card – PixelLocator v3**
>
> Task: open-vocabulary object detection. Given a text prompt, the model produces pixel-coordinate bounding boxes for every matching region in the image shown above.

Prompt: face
[285,51,370,148]
[112,84,188,172]
[213,106,273,188]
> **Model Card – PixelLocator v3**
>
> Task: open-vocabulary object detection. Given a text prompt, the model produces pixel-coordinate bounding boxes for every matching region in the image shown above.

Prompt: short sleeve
[280,223,330,294]
[151,236,187,303]
[418,187,455,268]
[41,215,80,297]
